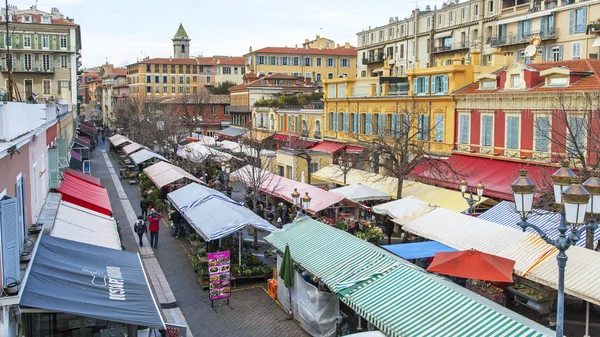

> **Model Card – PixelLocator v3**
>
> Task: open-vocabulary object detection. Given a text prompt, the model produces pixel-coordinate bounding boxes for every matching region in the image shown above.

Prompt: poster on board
[208,250,231,301]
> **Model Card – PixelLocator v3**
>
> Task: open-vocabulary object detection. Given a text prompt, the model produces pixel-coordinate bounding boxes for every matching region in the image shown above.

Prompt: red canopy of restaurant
[76,136,91,145]
[57,175,112,216]
[64,168,102,187]
[274,134,297,142]
[79,123,97,134]
[345,145,364,154]
[412,154,558,200]
[309,141,346,154]
[427,249,515,283]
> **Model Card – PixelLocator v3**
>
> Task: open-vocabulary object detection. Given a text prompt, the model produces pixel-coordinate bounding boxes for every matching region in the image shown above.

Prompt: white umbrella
[330,183,391,202]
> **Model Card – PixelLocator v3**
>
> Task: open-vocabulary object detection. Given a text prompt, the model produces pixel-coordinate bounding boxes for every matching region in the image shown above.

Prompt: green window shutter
[431,76,437,94]
[16,33,21,49]
[56,139,68,168]
[49,55,54,70]
[443,76,449,93]
[294,116,299,132]
[66,34,71,51]
[19,54,24,71]
[1,197,21,287]
[37,34,41,50]
[48,148,60,189]
[424,77,429,94]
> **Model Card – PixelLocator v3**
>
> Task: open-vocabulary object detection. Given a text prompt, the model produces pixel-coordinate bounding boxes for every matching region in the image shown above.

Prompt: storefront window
[23,313,136,337]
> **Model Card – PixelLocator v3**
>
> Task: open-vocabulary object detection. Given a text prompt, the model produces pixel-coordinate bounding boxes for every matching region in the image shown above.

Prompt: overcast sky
[10,0,446,67]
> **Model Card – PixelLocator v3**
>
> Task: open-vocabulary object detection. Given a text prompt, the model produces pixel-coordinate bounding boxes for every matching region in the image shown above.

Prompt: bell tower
[172,23,190,58]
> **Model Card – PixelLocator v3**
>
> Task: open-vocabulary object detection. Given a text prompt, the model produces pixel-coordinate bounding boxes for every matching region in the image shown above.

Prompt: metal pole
[238,230,242,266]
[555,211,568,337]
[585,302,590,337]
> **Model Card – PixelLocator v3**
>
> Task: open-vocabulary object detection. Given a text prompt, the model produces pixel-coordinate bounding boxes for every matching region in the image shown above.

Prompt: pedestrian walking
[226,183,233,198]
[140,195,151,219]
[170,209,182,239]
[147,209,162,249]
[134,215,147,247]
[213,179,222,192]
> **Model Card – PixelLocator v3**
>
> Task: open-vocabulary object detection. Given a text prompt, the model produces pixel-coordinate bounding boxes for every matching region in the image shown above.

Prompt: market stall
[143,161,202,189]
[20,236,165,335]
[122,142,149,155]
[129,149,168,168]
[109,135,132,147]
[57,174,112,216]
[177,141,236,164]
[329,183,390,202]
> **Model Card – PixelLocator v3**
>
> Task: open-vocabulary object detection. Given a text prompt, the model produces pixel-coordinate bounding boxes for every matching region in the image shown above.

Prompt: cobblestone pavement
[93,142,307,337]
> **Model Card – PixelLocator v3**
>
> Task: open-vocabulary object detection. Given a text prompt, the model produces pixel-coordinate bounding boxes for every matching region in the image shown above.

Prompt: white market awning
[129,149,168,165]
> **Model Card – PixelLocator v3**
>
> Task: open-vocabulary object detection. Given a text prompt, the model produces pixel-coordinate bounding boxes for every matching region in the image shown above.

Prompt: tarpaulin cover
[143,161,201,189]
[372,196,429,219]
[231,165,347,214]
[57,175,112,216]
[167,183,276,241]
[64,168,102,187]
[382,241,458,260]
[20,235,165,328]
[76,136,91,145]
[122,142,147,155]
[215,127,247,138]
[277,255,339,337]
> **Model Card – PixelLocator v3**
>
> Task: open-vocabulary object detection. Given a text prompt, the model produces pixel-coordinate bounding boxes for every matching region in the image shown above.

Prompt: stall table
[466,281,506,306]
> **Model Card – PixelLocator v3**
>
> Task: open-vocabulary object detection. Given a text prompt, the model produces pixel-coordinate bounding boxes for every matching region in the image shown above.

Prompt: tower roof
[174,23,188,38]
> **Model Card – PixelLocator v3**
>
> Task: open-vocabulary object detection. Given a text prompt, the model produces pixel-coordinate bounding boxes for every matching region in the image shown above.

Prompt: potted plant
[20,251,31,263]
[189,233,197,242]
[5,278,19,295]
[197,247,207,257]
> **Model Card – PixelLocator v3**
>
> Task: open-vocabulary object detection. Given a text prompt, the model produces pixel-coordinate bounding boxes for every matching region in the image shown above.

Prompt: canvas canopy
[216,127,247,138]
[382,241,458,260]
[177,142,235,163]
[64,168,101,186]
[122,142,148,155]
[129,149,168,165]
[372,196,429,219]
[143,161,201,189]
[57,174,112,216]
[51,201,121,250]
[330,183,391,202]
[167,183,277,241]
[110,136,132,147]
[231,165,348,214]
[20,235,165,328]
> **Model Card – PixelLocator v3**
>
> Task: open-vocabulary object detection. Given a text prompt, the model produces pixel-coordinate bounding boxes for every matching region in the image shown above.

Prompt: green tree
[209,81,237,95]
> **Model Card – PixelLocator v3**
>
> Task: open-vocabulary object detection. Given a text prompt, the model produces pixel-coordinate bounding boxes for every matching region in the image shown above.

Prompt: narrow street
[91,137,307,337]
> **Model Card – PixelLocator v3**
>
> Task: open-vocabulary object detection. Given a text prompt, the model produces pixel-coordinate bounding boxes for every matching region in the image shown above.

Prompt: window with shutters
[23,35,31,49]
[435,115,445,142]
[365,114,373,135]
[42,35,49,49]
[42,79,51,95]
[60,55,68,68]
[458,114,470,144]
[506,115,520,149]
[377,114,386,136]
[417,115,430,140]
[567,117,586,156]
[269,56,277,65]
[415,76,429,95]
[60,35,67,49]
[481,115,494,146]
[328,84,335,98]
[570,8,586,34]
[339,84,345,98]
[1,196,21,287]
[432,75,448,94]
[24,54,32,70]
[534,116,550,152]
[42,54,50,70]
[571,41,582,59]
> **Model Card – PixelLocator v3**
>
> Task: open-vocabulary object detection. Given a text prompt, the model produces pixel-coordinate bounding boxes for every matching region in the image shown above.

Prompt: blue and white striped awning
[479,201,600,247]
[266,218,553,337]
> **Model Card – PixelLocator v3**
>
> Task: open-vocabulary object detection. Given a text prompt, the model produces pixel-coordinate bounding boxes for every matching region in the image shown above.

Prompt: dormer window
[22,15,31,22]
[475,73,497,90]
[42,16,51,24]
[540,67,571,87]
[511,74,521,87]
[547,77,568,86]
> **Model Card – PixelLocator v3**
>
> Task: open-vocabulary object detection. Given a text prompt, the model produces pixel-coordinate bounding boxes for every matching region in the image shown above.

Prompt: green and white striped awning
[266,217,553,337]
[266,216,398,293]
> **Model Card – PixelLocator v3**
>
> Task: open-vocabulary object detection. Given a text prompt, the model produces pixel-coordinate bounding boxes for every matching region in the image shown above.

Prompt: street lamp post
[291,188,311,216]
[511,163,600,337]
[460,179,485,215]
[221,162,231,196]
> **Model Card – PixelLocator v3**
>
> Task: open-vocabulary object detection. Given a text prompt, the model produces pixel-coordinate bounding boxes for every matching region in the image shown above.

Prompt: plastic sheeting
[277,256,339,337]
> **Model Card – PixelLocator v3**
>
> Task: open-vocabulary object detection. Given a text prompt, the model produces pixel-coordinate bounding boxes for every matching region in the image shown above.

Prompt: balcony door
[24,79,32,98]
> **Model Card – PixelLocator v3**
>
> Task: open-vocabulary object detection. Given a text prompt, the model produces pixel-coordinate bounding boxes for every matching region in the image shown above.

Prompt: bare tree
[111,95,162,146]
[351,98,459,199]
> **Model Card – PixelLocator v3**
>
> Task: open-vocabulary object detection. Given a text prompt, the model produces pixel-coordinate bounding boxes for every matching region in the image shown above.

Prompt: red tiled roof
[228,72,317,91]
[251,46,357,57]
[217,57,245,66]
[159,94,230,104]
[455,59,600,95]
[113,67,127,76]
[51,18,78,26]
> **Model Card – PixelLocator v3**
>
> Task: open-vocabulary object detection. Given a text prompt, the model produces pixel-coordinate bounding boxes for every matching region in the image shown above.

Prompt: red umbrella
[427,249,515,283]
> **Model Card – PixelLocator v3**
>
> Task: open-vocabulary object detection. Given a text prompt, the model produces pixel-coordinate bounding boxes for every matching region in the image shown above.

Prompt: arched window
[181,44,186,54]
[316,73,322,82]
[315,120,321,137]
[301,119,308,136]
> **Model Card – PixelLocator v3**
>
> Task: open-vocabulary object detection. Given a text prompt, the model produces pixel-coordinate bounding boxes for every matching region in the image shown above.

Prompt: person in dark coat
[171,210,182,239]
[140,195,151,219]
[134,215,147,247]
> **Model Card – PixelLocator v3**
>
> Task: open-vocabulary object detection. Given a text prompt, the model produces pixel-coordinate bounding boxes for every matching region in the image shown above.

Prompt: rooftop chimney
[344,42,350,48]
[249,46,253,53]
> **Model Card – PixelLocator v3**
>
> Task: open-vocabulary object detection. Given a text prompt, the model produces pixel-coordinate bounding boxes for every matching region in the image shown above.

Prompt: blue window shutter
[517,21,522,38]
[541,16,547,37]
[390,114,395,136]
[423,115,430,140]
[443,76,449,93]
[424,77,429,94]
[535,117,549,152]
[381,114,387,135]
[558,45,563,61]
[435,115,444,142]
[1,197,21,286]
[413,78,418,94]
[569,10,574,35]
[48,148,59,189]
[579,8,587,33]
[431,76,437,94]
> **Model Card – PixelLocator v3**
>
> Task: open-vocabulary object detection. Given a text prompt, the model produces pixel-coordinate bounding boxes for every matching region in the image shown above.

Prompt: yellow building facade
[323,51,502,156]
[244,39,358,85]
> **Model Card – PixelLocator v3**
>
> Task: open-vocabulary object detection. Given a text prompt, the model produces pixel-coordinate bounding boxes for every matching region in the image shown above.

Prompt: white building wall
[28,128,47,223]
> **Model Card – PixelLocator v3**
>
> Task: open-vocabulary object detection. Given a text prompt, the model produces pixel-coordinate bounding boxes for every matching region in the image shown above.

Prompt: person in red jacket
[147,209,162,249]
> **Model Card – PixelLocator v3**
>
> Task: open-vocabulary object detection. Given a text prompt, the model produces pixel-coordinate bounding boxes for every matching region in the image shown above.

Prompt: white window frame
[572,41,582,59]
[60,55,68,68]
[24,54,32,70]
[23,34,31,49]
[480,113,494,147]
[60,35,67,50]
[42,35,49,49]
[42,79,51,95]
[505,114,521,150]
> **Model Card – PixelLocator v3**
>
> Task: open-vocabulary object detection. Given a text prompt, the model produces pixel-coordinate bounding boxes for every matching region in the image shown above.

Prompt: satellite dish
[530,36,541,47]
[525,45,537,57]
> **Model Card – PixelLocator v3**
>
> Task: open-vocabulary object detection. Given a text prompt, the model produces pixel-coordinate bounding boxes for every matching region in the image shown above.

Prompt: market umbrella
[427,249,515,283]
[278,244,294,317]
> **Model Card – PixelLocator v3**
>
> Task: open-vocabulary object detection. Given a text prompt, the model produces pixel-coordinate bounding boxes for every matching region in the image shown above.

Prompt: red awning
[286,139,317,150]
[309,141,346,154]
[79,123,97,134]
[413,154,558,200]
[76,136,91,145]
[345,145,364,154]
[274,134,298,142]
[57,175,112,216]
[64,168,102,187]
[185,137,200,143]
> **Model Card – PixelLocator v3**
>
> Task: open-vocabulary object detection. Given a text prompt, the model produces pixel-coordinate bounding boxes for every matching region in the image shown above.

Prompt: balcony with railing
[362,54,386,65]
[388,82,410,96]
[489,29,558,47]
[279,101,324,110]
[431,41,470,54]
